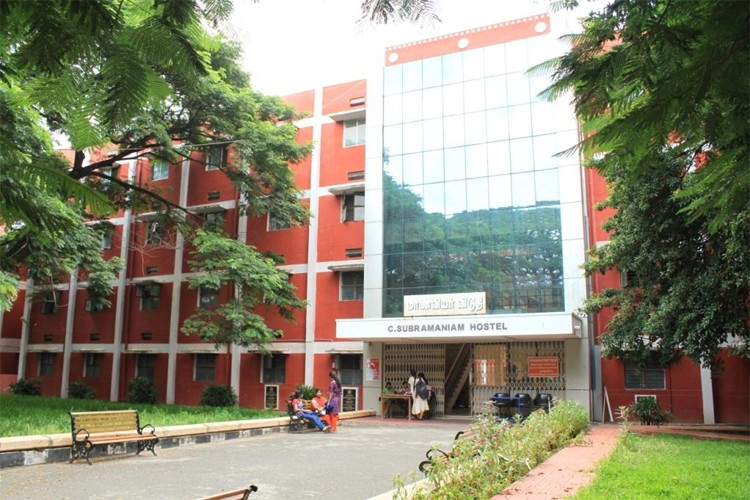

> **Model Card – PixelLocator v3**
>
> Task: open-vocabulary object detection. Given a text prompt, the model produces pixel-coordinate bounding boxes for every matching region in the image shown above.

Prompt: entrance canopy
[336,312,583,343]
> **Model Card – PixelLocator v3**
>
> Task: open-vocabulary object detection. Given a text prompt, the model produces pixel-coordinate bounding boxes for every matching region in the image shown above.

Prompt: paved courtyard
[0,417,468,499]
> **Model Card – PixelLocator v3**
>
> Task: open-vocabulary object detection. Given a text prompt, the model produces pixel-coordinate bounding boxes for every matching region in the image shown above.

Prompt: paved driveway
[0,417,469,499]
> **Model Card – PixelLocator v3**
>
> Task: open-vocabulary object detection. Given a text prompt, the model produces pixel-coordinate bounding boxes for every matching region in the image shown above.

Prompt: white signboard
[336,312,579,342]
[404,292,486,317]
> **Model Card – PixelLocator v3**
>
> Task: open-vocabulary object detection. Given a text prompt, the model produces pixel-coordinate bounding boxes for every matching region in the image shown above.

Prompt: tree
[181,231,306,351]
[359,0,440,25]
[540,0,750,369]
[0,0,311,349]
[580,150,749,371]
[545,0,749,231]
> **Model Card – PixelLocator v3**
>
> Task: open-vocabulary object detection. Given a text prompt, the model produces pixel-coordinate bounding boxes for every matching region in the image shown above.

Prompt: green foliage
[543,0,750,369]
[0,394,282,438]
[295,385,320,400]
[628,397,672,426]
[68,382,96,400]
[579,149,749,370]
[575,434,750,499]
[181,230,307,350]
[126,376,158,405]
[0,0,312,321]
[400,400,589,499]
[9,378,41,396]
[200,384,238,407]
[544,0,749,231]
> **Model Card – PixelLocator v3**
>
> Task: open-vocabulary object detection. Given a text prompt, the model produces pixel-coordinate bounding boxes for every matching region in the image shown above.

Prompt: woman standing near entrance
[327,369,342,431]
[410,370,430,420]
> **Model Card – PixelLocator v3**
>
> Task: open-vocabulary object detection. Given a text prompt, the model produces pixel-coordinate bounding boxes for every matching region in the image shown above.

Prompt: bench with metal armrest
[69,409,158,465]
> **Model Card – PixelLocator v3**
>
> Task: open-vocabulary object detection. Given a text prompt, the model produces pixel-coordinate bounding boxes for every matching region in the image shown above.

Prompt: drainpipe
[165,156,191,404]
[110,160,136,401]
[232,188,247,396]
[60,271,78,397]
[17,278,33,379]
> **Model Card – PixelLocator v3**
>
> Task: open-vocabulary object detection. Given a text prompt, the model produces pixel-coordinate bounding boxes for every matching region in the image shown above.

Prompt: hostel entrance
[382,341,566,418]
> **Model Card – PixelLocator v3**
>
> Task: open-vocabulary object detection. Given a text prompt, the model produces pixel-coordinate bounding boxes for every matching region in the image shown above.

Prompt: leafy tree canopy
[0,0,310,349]
[581,149,749,371]
[182,230,306,350]
[543,0,750,369]
[544,0,749,231]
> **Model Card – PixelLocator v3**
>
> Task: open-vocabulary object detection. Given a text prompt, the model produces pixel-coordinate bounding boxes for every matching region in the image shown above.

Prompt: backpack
[415,379,429,399]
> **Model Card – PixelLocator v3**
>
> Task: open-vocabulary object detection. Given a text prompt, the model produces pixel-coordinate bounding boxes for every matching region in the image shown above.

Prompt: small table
[381,393,413,420]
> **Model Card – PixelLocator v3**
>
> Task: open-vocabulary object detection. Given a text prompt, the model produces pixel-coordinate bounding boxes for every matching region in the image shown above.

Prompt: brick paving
[493,423,621,499]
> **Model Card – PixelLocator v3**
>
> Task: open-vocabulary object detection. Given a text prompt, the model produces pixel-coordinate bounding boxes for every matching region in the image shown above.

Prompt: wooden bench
[418,429,475,474]
[199,484,258,500]
[287,399,320,432]
[69,409,158,464]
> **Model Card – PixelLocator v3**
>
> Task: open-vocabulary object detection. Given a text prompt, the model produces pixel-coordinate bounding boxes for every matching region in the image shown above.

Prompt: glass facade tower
[381,36,573,317]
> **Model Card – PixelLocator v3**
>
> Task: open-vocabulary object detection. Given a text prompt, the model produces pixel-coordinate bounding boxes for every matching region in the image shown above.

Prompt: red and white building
[1,8,747,424]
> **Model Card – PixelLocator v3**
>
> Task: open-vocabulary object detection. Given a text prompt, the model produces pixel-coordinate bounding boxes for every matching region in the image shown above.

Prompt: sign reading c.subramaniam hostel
[337,311,580,342]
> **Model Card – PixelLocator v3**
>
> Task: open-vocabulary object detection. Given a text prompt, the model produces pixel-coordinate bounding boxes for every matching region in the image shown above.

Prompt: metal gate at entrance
[383,341,566,418]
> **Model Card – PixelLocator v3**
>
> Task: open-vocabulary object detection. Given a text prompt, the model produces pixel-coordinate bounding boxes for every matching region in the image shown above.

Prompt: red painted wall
[713,351,750,424]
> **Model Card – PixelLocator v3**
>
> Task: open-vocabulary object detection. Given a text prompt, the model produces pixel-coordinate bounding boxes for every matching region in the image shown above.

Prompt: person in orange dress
[311,389,331,426]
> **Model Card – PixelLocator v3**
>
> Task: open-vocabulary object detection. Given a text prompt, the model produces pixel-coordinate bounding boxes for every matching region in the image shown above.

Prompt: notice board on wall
[342,387,358,412]
[264,384,279,410]
[528,357,560,377]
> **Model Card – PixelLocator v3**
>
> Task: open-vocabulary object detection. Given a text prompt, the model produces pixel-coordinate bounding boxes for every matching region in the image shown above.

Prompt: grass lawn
[574,433,750,499]
[0,394,283,438]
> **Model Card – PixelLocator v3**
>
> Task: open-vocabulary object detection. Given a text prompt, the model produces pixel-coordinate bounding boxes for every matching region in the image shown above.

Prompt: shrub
[127,376,158,404]
[629,397,672,426]
[9,378,41,396]
[68,382,95,400]
[200,384,238,407]
[398,399,589,499]
[296,384,319,400]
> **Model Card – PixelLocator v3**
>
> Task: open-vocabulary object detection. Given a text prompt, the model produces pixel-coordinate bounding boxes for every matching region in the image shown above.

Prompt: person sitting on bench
[292,391,331,433]
[311,389,331,427]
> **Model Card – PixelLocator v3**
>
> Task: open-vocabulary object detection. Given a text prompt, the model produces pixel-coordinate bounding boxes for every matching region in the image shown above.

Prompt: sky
[226,0,573,96]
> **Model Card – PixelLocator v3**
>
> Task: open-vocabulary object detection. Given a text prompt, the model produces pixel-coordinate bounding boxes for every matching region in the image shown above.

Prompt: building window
[342,192,365,222]
[195,354,216,381]
[268,213,291,231]
[341,271,364,301]
[136,354,156,380]
[100,165,120,186]
[84,353,102,378]
[262,353,286,383]
[101,227,113,249]
[146,221,165,245]
[206,145,227,171]
[151,158,169,181]
[343,119,366,147]
[39,352,55,376]
[41,291,61,314]
[137,284,161,310]
[198,285,219,308]
[624,361,665,390]
[338,354,363,385]
[203,211,225,233]
[84,297,108,312]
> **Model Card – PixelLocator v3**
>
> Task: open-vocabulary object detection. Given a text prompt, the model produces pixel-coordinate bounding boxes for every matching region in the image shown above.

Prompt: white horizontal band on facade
[337,312,580,342]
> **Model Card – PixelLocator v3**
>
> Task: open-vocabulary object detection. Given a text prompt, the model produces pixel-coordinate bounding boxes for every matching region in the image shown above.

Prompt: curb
[0,409,376,469]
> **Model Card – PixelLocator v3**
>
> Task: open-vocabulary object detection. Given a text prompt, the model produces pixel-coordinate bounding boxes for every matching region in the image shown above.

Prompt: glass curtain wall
[382,38,565,317]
